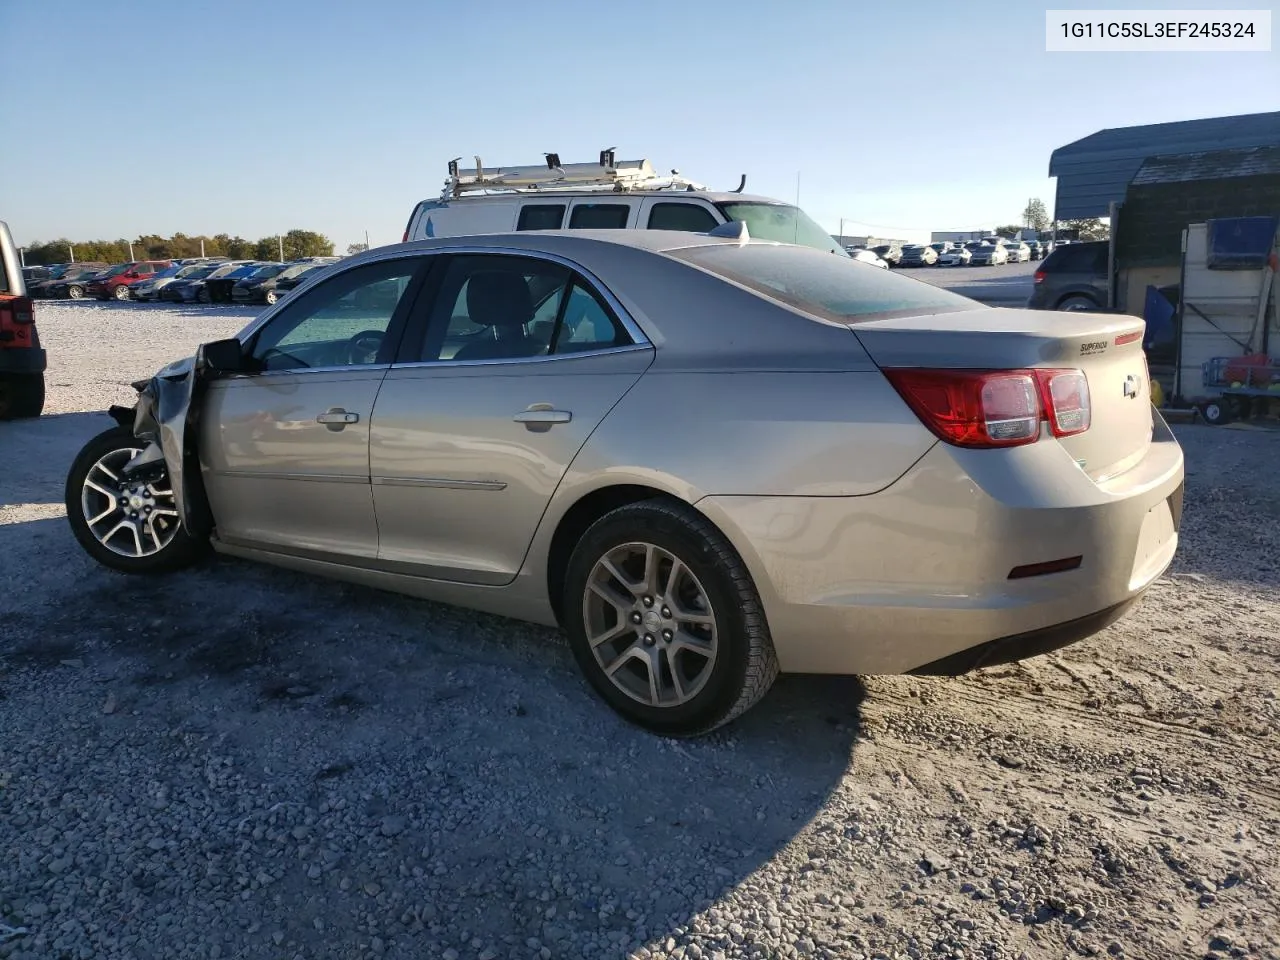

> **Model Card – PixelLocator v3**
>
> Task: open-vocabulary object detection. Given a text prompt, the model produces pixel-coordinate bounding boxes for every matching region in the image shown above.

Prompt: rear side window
[568,204,630,229]
[517,204,565,231]
[647,203,719,233]
[671,244,978,323]
[1046,243,1108,273]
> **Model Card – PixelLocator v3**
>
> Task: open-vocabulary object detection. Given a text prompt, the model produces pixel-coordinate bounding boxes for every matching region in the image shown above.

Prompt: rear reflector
[884,368,1092,449]
[1114,330,1142,346]
[1033,270,1045,284]
[1008,556,1083,579]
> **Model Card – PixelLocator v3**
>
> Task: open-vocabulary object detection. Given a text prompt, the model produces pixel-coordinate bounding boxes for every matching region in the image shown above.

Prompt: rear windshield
[715,202,846,256]
[670,243,979,323]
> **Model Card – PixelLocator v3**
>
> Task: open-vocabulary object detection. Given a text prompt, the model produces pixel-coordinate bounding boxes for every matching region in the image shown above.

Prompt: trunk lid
[853,307,1152,482]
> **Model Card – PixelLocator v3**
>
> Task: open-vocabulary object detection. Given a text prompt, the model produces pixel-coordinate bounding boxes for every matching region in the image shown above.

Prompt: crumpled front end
[114,355,213,538]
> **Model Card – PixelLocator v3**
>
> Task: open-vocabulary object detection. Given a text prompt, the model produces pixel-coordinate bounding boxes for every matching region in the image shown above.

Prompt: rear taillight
[0,296,35,325]
[1033,270,1045,284]
[884,368,1091,449]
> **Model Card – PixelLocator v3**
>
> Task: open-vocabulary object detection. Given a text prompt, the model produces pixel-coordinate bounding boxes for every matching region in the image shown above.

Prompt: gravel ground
[908,260,1036,306]
[2,301,1278,960]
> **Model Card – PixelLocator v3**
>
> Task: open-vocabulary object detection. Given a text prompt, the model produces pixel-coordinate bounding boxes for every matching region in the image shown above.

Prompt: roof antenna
[731,174,746,193]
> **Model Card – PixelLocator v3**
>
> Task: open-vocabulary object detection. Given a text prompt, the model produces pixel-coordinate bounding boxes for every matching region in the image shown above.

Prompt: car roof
[436,191,790,206]
[365,228,767,260]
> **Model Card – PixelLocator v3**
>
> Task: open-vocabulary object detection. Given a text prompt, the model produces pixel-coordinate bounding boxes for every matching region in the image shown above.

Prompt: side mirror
[198,337,255,375]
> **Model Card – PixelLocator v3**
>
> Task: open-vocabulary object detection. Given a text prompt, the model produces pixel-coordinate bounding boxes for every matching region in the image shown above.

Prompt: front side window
[517,204,565,231]
[647,202,719,233]
[419,254,628,362]
[568,204,630,229]
[670,243,979,324]
[250,258,420,371]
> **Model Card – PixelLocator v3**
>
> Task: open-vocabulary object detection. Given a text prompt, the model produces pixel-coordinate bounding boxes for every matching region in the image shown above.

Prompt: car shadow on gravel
[2,542,865,956]
[47,298,262,321]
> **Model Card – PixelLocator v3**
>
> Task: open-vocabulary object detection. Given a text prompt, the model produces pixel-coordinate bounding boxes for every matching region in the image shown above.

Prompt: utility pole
[128,241,135,261]
[278,235,285,261]
[200,238,206,258]
[69,244,75,263]
[365,230,370,251]
[18,247,25,267]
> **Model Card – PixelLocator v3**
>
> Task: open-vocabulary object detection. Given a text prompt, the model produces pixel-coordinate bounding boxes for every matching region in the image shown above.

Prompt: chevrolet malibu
[64,230,1184,736]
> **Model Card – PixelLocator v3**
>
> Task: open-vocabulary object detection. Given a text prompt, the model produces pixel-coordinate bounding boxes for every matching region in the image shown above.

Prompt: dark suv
[0,219,46,419]
[1027,240,1109,311]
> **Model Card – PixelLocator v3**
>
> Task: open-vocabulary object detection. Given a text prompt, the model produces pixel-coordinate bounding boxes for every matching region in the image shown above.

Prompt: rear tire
[562,499,779,737]
[64,426,208,575]
[0,373,45,420]
[1057,295,1098,312]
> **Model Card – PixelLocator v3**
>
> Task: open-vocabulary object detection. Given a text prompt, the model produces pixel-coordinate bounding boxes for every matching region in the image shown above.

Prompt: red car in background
[86,260,171,301]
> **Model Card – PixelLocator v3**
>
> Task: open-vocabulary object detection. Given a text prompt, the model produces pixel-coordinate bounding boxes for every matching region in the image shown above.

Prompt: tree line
[20,229,335,266]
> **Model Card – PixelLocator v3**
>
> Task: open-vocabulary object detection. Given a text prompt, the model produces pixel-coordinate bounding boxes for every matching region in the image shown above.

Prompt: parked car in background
[968,242,1008,266]
[938,245,972,266]
[232,257,340,304]
[131,262,216,302]
[871,243,903,267]
[1027,240,1110,312]
[270,261,334,300]
[1004,240,1031,264]
[22,265,51,285]
[847,248,889,269]
[43,264,110,299]
[0,220,46,419]
[86,260,171,301]
[63,230,1185,735]
[899,244,939,267]
[204,261,282,303]
[28,263,105,298]
[1026,240,1047,261]
[161,261,250,303]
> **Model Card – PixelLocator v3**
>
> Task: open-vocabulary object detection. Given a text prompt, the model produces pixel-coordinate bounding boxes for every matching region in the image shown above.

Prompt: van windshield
[715,202,846,256]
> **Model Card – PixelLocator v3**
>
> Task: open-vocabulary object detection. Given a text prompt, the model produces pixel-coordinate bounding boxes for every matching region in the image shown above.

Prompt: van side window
[647,203,718,233]
[517,205,566,231]
[568,204,630,229]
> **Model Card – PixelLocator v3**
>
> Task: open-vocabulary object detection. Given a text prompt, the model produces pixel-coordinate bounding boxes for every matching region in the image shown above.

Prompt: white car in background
[1004,240,1032,263]
[968,241,1008,266]
[847,248,889,269]
[937,245,972,266]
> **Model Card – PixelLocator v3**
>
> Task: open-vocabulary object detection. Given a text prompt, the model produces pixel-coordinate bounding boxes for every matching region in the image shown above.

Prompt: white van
[402,152,847,256]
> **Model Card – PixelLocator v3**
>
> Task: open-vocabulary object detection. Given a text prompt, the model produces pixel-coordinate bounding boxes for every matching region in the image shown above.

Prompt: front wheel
[196,287,211,304]
[67,284,85,299]
[64,426,207,574]
[264,290,278,305]
[112,284,131,301]
[563,499,779,736]
[1200,400,1232,426]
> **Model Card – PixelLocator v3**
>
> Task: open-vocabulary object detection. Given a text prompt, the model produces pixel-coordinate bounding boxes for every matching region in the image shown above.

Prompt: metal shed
[1048,112,1280,221]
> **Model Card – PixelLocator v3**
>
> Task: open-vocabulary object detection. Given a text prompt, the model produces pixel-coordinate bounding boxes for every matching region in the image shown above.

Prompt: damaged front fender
[119,353,215,539]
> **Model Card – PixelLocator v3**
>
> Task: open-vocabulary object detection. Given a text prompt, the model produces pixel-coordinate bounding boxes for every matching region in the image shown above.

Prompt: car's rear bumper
[698,412,1185,675]
[0,347,47,374]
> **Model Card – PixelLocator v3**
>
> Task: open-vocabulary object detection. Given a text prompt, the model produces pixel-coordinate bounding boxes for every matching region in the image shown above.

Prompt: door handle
[514,404,572,432]
[316,408,360,431]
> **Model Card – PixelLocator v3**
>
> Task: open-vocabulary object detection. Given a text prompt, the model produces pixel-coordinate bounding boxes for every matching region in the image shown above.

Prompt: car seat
[452,271,546,361]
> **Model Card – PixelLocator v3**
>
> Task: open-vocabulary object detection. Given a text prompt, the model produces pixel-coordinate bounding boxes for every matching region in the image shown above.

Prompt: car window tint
[672,243,979,323]
[568,204,630,229]
[646,203,719,233]
[551,282,627,354]
[422,255,572,362]
[251,258,419,371]
[517,204,566,231]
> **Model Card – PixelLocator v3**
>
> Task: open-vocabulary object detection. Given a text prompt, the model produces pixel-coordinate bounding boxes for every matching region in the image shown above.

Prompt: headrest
[465,271,535,329]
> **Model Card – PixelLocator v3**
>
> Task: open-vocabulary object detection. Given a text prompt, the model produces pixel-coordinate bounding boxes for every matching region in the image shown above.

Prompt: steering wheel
[346,329,386,365]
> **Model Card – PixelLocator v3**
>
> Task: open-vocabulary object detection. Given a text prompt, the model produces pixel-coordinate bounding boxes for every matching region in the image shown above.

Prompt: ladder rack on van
[441,148,708,199]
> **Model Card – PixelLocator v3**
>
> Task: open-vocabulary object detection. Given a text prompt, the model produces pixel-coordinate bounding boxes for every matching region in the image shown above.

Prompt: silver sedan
[66,230,1185,736]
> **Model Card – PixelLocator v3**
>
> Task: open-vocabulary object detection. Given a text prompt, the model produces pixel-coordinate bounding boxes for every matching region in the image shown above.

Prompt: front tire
[65,426,207,574]
[67,284,85,300]
[0,373,45,419]
[562,499,779,736]
[264,290,278,305]
[112,284,131,301]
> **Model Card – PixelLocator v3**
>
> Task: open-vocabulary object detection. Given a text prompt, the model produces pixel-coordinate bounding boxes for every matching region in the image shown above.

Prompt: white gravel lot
[1,301,1278,960]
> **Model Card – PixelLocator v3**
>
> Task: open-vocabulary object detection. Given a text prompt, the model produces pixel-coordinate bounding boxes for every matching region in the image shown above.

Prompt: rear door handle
[514,405,572,431]
[317,408,360,430]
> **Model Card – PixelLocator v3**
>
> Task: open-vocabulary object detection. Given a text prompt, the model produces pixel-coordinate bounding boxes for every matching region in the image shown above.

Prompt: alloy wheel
[582,541,718,707]
[79,447,181,558]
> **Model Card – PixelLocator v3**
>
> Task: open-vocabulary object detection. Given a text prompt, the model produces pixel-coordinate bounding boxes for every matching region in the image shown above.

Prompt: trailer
[1198,354,1280,424]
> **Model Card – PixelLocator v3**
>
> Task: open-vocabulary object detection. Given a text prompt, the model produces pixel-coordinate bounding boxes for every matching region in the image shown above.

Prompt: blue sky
[3,0,1276,249]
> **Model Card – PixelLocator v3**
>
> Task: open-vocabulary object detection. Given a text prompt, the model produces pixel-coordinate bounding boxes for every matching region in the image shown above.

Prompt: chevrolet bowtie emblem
[1123,374,1140,399]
